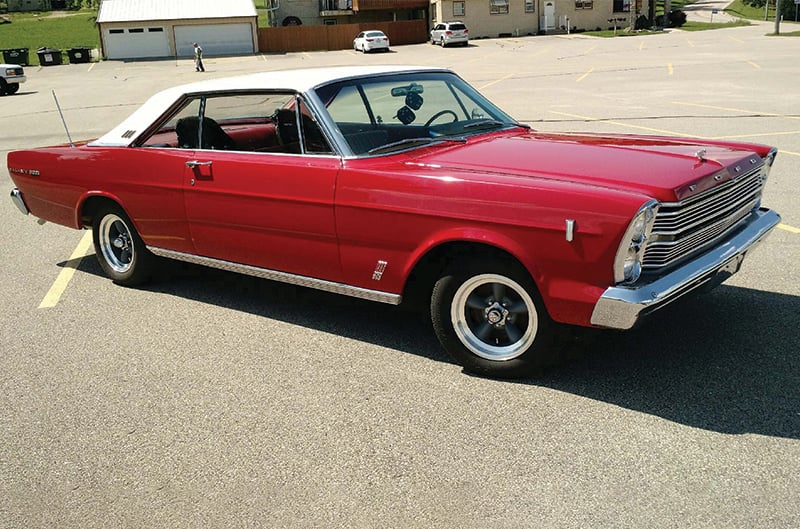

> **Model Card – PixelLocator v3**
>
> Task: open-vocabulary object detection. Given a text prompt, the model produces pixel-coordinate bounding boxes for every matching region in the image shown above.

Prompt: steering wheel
[424,110,458,127]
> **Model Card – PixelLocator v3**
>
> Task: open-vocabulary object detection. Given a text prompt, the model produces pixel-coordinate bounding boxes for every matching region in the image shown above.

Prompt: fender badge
[372,260,388,281]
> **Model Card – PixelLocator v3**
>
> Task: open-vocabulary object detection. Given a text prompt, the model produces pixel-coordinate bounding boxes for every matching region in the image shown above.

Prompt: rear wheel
[92,204,154,286]
[431,259,559,378]
[440,37,446,47]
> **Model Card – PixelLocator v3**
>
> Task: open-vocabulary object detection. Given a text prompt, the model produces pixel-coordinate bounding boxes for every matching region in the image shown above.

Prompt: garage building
[96,0,259,60]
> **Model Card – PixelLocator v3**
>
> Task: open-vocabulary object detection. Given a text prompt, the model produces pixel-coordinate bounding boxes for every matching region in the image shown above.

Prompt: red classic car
[8,66,781,378]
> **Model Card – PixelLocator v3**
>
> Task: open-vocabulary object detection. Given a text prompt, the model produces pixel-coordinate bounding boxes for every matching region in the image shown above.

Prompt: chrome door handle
[186,160,213,168]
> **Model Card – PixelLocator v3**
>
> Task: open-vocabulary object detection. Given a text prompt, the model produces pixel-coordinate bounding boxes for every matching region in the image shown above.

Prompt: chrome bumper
[10,188,29,215]
[590,208,781,330]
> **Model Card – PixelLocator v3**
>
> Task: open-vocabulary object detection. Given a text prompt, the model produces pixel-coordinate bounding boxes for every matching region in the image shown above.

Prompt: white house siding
[431,0,627,38]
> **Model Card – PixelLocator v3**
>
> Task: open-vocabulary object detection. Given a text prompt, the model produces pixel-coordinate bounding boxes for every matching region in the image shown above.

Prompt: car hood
[408,131,766,202]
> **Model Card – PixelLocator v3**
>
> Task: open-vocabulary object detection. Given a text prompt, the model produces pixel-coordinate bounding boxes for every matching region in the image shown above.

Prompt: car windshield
[314,71,519,156]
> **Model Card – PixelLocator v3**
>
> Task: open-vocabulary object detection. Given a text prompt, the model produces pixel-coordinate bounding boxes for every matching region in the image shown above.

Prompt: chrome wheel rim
[450,274,538,361]
[98,213,134,273]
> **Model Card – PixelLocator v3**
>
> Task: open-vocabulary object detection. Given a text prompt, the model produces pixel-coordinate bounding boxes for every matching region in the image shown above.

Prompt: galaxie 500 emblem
[9,167,40,176]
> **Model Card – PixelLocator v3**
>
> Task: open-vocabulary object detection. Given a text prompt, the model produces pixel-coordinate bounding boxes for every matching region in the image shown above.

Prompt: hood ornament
[695,149,707,162]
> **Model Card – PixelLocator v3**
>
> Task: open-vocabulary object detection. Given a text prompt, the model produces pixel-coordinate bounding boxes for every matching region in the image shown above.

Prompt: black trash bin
[67,47,91,64]
[2,48,30,66]
[37,47,63,66]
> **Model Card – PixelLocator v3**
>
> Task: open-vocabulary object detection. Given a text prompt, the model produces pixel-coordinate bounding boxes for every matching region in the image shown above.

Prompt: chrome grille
[643,166,764,269]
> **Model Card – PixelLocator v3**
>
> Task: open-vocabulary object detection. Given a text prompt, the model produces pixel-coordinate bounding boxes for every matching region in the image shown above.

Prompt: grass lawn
[0,10,100,66]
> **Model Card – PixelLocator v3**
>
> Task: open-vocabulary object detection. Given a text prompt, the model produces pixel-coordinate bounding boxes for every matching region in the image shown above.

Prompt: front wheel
[431,260,558,378]
[5,83,19,94]
[92,204,154,286]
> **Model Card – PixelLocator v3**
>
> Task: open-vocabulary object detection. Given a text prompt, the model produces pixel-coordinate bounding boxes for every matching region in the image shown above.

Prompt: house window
[490,0,509,14]
[525,0,534,12]
[613,0,631,11]
[575,0,593,8]
[453,1,465,15]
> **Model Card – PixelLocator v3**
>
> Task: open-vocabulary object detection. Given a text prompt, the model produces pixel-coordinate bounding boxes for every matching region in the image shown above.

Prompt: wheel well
[80,196,120,228]
[402,242,528,310]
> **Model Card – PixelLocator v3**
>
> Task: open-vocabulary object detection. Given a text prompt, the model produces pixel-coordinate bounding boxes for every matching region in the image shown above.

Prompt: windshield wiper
[463,119,506,130]
[462,119,531,131]
[366,136,466,155]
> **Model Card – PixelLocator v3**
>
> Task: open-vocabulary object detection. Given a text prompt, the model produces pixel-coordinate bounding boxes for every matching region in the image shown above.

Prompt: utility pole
[774,0,782,33]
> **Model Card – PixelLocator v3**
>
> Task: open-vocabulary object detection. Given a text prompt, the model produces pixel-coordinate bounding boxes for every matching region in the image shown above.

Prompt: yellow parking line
[479,73,514,90]
[39,231,93,309]
[548,110,698,137]
[778,224,800,234]
[577,68,594,82]
[673,101,800,120]
[668,63,673,76]
[549,110,800,151]
[714,130,800,140]
[746,61,761,69]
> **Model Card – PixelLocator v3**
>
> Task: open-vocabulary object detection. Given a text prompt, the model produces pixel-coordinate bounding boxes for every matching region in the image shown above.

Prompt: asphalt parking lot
[1,21,798,528]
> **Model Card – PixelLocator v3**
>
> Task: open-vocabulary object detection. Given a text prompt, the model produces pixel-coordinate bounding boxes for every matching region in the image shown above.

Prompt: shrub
[669,10,687,27]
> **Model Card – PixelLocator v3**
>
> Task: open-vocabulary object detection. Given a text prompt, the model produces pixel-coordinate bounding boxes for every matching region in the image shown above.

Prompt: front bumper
[590,207,781,330]
[6,75,26,84]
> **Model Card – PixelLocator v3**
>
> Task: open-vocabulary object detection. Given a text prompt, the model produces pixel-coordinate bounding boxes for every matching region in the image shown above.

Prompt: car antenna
[52,90,75,148]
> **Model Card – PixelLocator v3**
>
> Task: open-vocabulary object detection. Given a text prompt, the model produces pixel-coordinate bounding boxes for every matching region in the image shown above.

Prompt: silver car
[430,21,469,47]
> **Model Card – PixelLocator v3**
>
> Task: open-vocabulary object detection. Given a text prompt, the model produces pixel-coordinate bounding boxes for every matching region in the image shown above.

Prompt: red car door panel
[183,151,342,281]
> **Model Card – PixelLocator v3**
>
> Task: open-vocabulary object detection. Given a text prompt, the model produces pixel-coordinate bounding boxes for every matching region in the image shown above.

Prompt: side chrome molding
[147,246,403,305]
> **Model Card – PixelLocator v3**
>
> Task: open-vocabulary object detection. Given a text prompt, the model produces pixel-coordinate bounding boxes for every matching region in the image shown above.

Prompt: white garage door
[104,27,170,59]
[174,23,255,57]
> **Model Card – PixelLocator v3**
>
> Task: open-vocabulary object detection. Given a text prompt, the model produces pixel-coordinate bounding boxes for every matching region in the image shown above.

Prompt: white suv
[430,22,469,47]
[0,64,26,96]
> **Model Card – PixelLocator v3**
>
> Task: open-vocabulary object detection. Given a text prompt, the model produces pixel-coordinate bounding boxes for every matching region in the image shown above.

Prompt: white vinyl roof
[92,66,448,147]
[96,0,257,23]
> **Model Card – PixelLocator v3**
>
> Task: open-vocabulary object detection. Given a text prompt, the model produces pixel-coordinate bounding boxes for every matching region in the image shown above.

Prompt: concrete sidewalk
[681,0,739,23]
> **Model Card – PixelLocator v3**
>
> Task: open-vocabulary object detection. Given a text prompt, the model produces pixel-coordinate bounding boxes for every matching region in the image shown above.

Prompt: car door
[160,93,344,282]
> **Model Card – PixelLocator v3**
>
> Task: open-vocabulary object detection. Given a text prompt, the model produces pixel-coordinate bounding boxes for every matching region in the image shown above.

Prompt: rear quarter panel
[8,146,194,254]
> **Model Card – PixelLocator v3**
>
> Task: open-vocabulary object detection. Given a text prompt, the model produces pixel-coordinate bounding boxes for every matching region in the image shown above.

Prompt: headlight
[614,200,659,285]
[760,147,777,183]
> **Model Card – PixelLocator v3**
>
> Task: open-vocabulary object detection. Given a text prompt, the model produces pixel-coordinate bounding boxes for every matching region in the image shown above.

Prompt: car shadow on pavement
[73,255,800,440]
[537,285,800,440]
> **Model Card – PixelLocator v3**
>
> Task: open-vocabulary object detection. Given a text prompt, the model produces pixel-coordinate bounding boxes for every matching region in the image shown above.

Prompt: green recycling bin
[37,47,63,66]
[2,48,30,66]
[67,47,91,64]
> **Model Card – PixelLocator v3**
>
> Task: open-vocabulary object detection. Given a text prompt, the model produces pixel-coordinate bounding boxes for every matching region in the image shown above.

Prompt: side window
[140,92,332,155]
[140,99,201,148]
